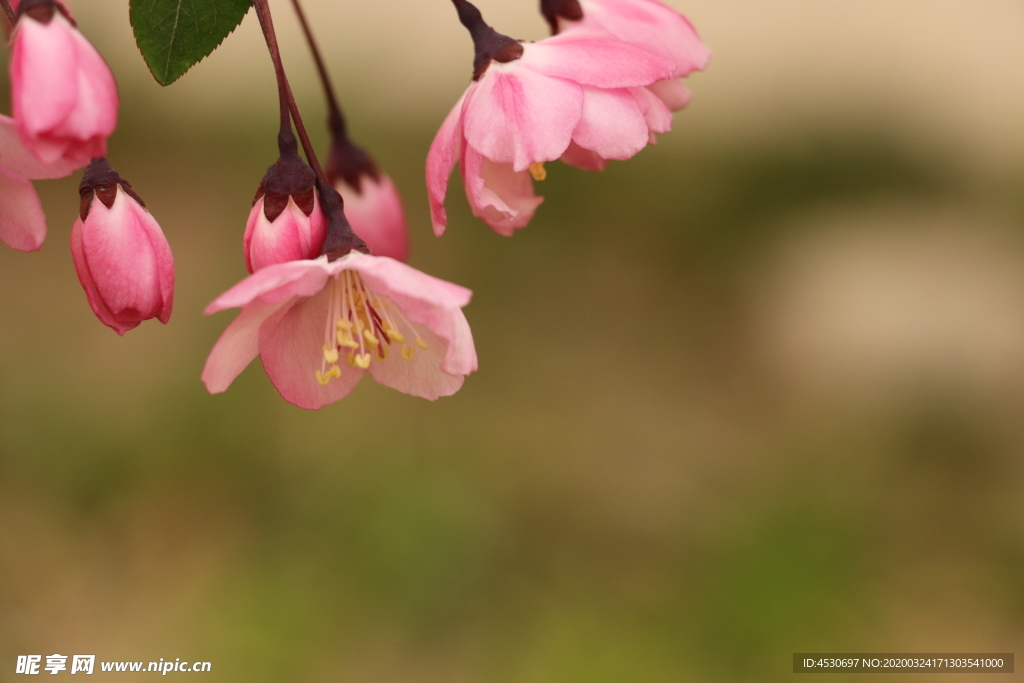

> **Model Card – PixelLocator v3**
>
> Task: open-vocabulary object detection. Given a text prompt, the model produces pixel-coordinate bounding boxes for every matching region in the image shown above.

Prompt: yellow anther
[415,337,429,350]
[327,364,342,379]
[374,298,387,308]
[355,353,372,369]
[322,345,339,364]
[346,351,356,367]
[389,330,406,345]
[336,319,352,330]
[336,330,359,348]
[529,162,547,181]
[315,370,331,386]
[401,346,415,361]
[363,329,379,347]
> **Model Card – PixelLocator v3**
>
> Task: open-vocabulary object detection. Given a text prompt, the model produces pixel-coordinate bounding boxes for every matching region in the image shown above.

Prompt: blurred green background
[1,1,1023,681]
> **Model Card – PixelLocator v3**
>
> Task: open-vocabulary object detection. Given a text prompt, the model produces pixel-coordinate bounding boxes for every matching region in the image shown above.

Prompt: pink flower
[0,113,79,251]
[71,158,174,335]
[244,189,326,273]
[334,174,409,262]
[327,132,410,262]
[10,0,119,166]
[542,0,710,112]
[428,1,675,236]
[202,252,476,410]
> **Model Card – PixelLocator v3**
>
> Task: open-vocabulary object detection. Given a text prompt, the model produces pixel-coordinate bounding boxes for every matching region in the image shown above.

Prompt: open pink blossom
[428,2,674,236]
[202,252,477,410]
[335,173,409,262]
[11,0,119,166]
[542,0,710,113]
[0,114,79,251]
[71,159,174,335]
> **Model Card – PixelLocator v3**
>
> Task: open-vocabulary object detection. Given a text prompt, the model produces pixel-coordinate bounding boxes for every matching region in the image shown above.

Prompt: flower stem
[288,0,347,140]
[251,0,367,258]
[449,0,523,80]
[251,0,324,184]
[0,0,16,25]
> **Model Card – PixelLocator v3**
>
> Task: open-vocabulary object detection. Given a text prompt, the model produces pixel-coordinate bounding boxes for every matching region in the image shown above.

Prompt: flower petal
[518,31,674,89]
[577,0,711,77]
[205,259,332,314]
[646,78,692,112]
[202,297,294,394]
[0,165,47,252]
[426,92,467,236]
[11,15,78,139]
[462,65,583,172]
[337,173,409,262]
[461,145,543,235]
[258,286,363,410]
[367,322,466,400]
[0,115,80,179]
[572,86,650,161]
[559,141,608,171]
[630,85,673,135]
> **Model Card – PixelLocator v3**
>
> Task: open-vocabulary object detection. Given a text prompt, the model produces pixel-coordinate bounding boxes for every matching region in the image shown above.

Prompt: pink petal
[518,31,674,89]
[345,254,478,378]
[572,86,650,161]
[578,0,711,77]
[71,215,127,333]
[0,115,81,179]
[205,259,332,314]
[630,85,673,135]
[367,322,466,400]
[559,141,608,171]
[461,64,583,171]
[336,173,409,262]
[244,199,317,273]
[461,145,543,236]
[258,286,363,410]
[646,79,692,112]
[11,15,78,139]
[426,93,466,236]
[77,190,173,332]
[0,165,47,251]
[202,298,294,394]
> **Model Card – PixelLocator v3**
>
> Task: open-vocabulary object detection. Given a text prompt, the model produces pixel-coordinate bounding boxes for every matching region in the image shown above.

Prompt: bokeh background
[2,1,1023,680]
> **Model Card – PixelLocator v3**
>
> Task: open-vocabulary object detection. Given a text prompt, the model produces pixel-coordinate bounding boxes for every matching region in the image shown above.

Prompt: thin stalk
[288,0,347,138]
[251,0,327,186]
[0,0,16,26]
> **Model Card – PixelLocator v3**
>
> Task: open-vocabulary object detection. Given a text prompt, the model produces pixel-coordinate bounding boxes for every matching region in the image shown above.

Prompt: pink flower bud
[10,0,119,167]
[327,133,409,262]
[71,159,174,335]
[244,148,326,273]
[334,174,408,263]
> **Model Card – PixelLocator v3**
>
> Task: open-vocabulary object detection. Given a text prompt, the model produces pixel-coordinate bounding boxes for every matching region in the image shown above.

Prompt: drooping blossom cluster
[1,0,707,410]
[2,0,175,333]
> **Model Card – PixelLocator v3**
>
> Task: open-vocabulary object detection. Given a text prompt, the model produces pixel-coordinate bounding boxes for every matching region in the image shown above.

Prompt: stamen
[529,162,547,181]
[415,337,429,350]
[401,346,415,361]
[354,353,372,369]
[322,345,340,364]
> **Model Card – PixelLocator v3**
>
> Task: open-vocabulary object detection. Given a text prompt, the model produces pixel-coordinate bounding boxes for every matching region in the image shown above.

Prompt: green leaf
[130,0,253,86]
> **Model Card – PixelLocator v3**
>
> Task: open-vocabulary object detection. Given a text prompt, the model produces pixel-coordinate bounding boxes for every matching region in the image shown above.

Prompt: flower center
[315,270,429,386]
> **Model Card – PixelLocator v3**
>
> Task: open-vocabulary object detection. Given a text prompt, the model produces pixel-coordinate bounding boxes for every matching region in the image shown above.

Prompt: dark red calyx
[453,0,524,80]
[317,178,368,260]
[326,134,379,195]
[79,157,145,221]
[540,0,583,34]
[256,146,316,222]
[19,0,73,25]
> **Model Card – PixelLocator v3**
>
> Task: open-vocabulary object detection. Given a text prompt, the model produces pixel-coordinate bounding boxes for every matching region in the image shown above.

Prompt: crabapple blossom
[428,0,675,235]
[244,138,327,272]
[71,158,174,335]
[10,0,119,166]
[202,252,476,410]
